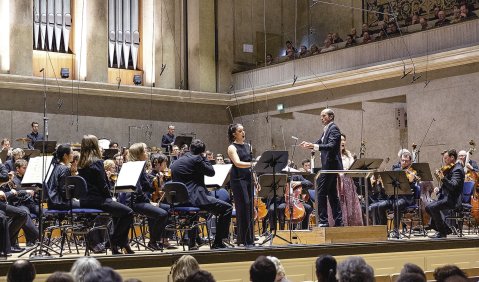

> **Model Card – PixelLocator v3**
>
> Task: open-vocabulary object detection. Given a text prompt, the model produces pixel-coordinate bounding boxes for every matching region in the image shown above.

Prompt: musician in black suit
[27,121,44,149]
[300,108,343,227]
[78,135,134,254]
[161,125,175,153]
[170,139,232,250]
[426,149,465,238]
[0,163,28,254]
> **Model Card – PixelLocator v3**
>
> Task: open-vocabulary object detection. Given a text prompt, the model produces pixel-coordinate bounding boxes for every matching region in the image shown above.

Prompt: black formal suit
[170,152,232,246]
[314,122,343,226]
[161,133,175,152]
[426,162,465,235]
[27,132,44,149]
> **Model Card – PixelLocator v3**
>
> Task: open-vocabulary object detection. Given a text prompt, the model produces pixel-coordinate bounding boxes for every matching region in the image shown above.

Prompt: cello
[284,181,306,224]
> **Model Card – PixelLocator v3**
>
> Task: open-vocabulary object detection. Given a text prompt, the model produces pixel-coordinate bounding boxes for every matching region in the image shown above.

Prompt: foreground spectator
[70,257,102,282]
[397,263,426,282]
[185,270,216,282]
[316,255,337,282]
[336,256,374,282]
[46,272,75,282]
[434,265,468,282]
[267,256,289,282]
[84,267,122,282]
[7,259,36,282]
[171,255,200,282]
[250,256,276,282]
[396,273,426,282]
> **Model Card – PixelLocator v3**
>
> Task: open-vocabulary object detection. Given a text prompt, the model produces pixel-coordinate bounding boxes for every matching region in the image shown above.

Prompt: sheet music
[205,164,232,187]
[116,161,145,188]
[21,156,54,186]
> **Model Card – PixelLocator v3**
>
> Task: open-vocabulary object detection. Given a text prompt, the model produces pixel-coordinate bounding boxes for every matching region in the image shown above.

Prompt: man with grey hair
[457,150,479,172]
[70,257,101,282]
[300,108,343,227]
[336,256,374,282]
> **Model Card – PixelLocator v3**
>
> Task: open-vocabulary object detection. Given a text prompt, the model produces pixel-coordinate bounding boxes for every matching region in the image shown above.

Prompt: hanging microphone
[117,77,121,89]
[424,80,430,88]
[411,73,422,83]
[57,99,63,109]
[292,136,299,140]
[292,75,298,86]
[401,68,412,79]
[39,68,45,72]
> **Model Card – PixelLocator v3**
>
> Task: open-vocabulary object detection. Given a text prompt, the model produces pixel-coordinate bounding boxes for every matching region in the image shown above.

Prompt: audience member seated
[285,41,296,60]
[320,39,336,53]
[46,272,75,282]
[250,256,277,282]
[332,33,343,43]
[185,270,216,282]
[171,255,200,282]
[362,32,374,44]
[450,6,462,24]
[299,45,310,58]
[84,267,122,282]
[387,22,400,36]
[345,35,356,48]
[435,10,450,27]
[265,53,274,66]
[434,265,468,282]
[433,6,441,19]
[266,256,289,282]
[70,257,102,282]
[396,273,426,282]
[460,4,478,19]
[315,254,337,282]
[310,45,320,55]
[350,28,359,39]
[7,259,36,282]
[411,14,420,25]
[336,256,374,282]
[399,263,426,280]
[360,24,370,37]
[420,17,429,30]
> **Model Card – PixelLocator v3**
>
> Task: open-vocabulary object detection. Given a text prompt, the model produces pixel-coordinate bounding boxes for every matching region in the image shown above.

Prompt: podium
[313,158,383,226]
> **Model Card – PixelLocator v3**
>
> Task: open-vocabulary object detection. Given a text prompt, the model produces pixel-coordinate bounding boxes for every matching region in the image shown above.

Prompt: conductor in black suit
[170,139,232,249]
[426,149,465,238]
[300,108,343,227]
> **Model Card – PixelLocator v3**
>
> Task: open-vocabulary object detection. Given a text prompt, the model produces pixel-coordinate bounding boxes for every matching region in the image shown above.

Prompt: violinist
[127,143,169,251]
[104,160,117,187]
[368,152,417,231]
[426,149,464,238]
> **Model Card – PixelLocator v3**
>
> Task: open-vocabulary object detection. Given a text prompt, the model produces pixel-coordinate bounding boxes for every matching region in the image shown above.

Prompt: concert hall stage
[1,235,479,282]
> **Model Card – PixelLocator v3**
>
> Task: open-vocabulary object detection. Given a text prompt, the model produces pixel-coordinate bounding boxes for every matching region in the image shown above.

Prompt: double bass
[465,140,479,223]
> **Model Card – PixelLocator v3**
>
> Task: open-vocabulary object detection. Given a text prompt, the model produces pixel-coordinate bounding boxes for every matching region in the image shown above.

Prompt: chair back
[462,181,475,204]
[65,176,88,200]
[164,182,190,206]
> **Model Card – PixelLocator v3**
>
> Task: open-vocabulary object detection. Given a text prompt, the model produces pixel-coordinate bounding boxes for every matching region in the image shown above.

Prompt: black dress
[47,163,80,210]
[230,143,254,245]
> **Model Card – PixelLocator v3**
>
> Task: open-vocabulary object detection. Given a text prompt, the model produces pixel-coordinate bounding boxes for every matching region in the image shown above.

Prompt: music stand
[255,150,289,245]
[411,163,434,181]
[33,141,57,154]
[205,164,232,190]
[349,158,383,177]
[23,149,41,160]
[379,171,412,239]
[19,156,58,258]
[173,136,193,150]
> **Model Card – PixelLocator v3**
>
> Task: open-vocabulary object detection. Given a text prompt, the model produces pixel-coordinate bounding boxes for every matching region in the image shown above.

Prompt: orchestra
[1,124,479,256]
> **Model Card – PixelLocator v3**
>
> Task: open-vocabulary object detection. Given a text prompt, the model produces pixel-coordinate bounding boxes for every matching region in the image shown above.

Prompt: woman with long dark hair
[47,144,80,210]
[78,135,134,254]
[227,123,254,246]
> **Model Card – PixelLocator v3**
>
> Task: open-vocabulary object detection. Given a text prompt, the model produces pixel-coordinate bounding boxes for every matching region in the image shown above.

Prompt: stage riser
[273,225,387,245]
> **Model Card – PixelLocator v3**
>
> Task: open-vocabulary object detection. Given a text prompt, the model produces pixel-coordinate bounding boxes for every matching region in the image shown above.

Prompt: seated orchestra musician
[77,135,134,255]
[368,151,418,231]
[46,144,80,210]
[426,149,464,238]
[27,121,44,150]
[170,139,232,250]
[458,150,479,172]
[126,143,169,251]
[0,162,28,254]
[5,148,24,172]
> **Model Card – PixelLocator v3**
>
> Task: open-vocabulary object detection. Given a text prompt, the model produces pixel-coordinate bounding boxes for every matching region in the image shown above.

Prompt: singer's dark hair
[228,123,242,143]
[53,144,72,162]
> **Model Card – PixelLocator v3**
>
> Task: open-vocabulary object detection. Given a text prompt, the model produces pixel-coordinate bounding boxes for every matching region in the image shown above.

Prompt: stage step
[273,225,387,245]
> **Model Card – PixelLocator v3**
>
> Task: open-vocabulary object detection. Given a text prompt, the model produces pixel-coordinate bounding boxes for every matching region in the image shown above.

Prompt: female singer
[227,123,254,246]
[47,144,80,210]
[78,135,134,254]
[328,134,363,226]
[127,143,169,250]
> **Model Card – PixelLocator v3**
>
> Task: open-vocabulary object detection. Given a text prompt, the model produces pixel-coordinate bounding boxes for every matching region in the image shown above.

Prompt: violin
[434,163,454,182]
[405,166,420,183]
[151,171,166,203]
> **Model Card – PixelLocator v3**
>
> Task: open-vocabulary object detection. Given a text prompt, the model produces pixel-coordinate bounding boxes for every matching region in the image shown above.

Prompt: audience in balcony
[362,32,374,44]
[435,10,450,27]
[450,6,462,24]
[285,41,297,61]
[420,17,429,30]
[350,28,359,39]
[345,35,357,48]
[332,33,343,43]
[360,23,370,37]
[265,53,274,66]
[310,44,320,55]
[411,14,420,25]
[460,4,477,19]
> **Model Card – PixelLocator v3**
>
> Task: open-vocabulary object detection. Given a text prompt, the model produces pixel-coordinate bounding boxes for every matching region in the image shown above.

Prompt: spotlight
[60,68,69,79]
[133,74,142,85]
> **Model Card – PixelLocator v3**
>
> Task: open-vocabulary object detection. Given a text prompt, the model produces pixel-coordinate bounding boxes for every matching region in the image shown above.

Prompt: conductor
[300,108,343,227]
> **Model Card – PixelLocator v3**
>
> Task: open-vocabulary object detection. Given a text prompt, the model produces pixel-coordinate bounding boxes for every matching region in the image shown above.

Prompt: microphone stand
[248,140,255,247]
[287,137,299,242]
